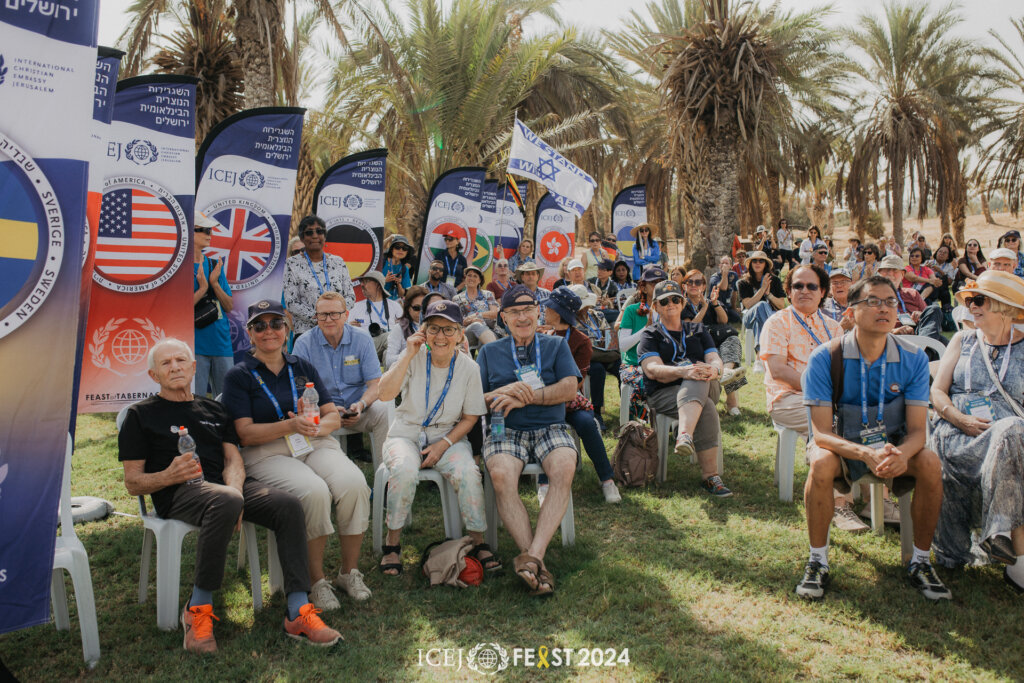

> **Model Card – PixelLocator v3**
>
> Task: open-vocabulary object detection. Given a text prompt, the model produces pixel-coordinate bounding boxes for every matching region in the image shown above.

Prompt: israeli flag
[508,118,596,218]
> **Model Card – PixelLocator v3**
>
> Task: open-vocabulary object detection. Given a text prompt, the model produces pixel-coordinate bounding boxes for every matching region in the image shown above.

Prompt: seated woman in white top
[350,271,402,362]
[376,300,498,576]
[385,285,427,367]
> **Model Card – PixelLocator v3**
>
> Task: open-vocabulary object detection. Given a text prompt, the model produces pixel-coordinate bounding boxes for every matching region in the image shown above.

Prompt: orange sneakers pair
[182,602,341,653]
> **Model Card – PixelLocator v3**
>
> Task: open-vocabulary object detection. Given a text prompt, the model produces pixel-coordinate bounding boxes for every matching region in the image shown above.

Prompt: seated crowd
[119,218,1024,655]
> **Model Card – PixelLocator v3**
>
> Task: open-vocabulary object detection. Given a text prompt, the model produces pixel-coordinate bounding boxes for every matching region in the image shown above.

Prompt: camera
[369,322,383,337]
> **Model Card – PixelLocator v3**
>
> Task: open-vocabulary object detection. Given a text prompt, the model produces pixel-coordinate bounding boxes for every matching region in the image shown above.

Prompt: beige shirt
[388,346,487,442]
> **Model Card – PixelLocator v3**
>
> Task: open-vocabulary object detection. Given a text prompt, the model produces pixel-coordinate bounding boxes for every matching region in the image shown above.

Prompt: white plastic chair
[332,399,395,470]
[51,433,101,667]
[772,423,800,503]
[852,475,915,562]
[620,383,632,428]
[743,328,756,366]
[236,524,283,599]
[899,334,946,358]
[652,412,724,484]
[371,465,462,555]
[616,288,636,309]
[482,463,575,550]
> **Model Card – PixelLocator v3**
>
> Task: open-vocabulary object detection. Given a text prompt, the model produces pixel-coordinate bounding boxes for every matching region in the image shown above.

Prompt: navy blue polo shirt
[222,353,331,424]
[477,333,581,431]
[637,322,717,395]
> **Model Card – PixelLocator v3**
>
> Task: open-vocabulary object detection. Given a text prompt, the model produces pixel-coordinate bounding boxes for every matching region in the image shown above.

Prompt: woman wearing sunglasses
[681,270,746,416]
[581,232,608,279]
[953,240,986,293]
[439,228,468,290]
[386,286,427,367]
[192,212,235,396]
[283,215,356,337]
[630,223,662,281]
[222,299,371,611]
[929,270,1024,585]
[382,235,413,300]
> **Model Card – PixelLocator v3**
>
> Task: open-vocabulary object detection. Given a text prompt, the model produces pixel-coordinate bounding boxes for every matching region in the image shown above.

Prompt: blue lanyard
[659,323,687,364]
[423,349,457,427]
[428,282,442,293]
[859,354,886,428]
[792,309,832,346]
[563,326,572,341]
[444,253,459,276]
[250,365,298,421]
[582,315,602,340]
[510,334,542,370]
[370,299,389,330]
[304,252,330,295]
[896,291,907,314]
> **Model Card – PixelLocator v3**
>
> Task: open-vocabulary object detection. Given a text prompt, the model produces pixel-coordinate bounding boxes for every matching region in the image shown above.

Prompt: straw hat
[629,223,655,238]
[955,270,1024,322]
[745,250,772,265]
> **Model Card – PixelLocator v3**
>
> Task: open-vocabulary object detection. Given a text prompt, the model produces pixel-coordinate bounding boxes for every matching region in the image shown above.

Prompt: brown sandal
[530,565,555,597]
[513,552,542,591]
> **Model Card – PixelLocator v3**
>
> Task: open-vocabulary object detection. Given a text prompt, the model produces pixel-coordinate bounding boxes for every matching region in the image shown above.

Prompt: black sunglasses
[660,295,684,305]
[248,318,288,332]
[302,228,326,237]
[685,279,705,286]
[410,305,422,311]
[194,227,212,235]
[791,282,820,291]
[964,294,988,307]
[444,236,457,241]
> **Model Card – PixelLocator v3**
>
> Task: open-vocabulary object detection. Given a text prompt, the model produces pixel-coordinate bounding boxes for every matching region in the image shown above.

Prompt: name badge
[286,432,314,457]
[965,397,993,421]
[898,313,915,327]
[860,426,888,450]
[515,364,545,390]
[446,276,456,287]
[344,355,358,366]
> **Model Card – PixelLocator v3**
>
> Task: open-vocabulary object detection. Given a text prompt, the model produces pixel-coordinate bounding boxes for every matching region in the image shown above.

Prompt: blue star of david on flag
[507,118,595,218]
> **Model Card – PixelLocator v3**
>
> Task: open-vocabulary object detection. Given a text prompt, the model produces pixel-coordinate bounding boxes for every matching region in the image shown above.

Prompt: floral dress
[929,330,1024,568]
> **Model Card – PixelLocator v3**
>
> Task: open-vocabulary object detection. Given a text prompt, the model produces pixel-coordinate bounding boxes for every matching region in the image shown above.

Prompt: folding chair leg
[68,551,101,666]
[898,493,915,564]
[51,570,70,631]
[267,531,283,595]
[242,523,262,611]
[155,533,186,631]
[869,483,884,535]
[138,529,154,604]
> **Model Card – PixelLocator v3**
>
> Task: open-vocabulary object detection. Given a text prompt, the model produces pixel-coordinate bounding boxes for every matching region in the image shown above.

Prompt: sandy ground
[830,211,1024,251]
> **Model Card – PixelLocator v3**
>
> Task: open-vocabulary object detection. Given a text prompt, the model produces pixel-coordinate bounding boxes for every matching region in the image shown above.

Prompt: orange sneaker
[284,604,343,646]
[181,603,219,654]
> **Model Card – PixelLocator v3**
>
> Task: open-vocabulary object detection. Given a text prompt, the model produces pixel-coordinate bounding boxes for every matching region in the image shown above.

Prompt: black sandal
[469,543,502,573]
[379,544,403,575]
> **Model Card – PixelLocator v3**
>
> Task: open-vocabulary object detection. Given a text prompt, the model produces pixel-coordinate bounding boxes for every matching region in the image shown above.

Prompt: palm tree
[979,17,1024,217]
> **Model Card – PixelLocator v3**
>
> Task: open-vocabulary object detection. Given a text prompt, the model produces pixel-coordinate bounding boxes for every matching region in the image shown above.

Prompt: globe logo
[467,642,509,675]
[478,650,498,669]
[343,194,363,210]
[451,200,465,213]
[111,329,150,366]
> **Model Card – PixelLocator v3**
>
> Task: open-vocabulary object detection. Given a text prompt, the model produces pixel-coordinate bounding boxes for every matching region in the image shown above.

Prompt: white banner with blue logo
[507,117,596,218]
[0,0,97,634]
[415,167,485,283]
[534,192,576,290]
[195,107,305,360]
[612,184,647,272]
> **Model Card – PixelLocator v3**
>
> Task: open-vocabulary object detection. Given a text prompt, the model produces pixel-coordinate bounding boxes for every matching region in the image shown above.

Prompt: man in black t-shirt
[119,339,341,653]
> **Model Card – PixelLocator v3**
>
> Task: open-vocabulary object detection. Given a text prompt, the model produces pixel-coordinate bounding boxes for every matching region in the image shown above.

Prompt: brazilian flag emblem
[0,162,42,315]
[473,233,492,270]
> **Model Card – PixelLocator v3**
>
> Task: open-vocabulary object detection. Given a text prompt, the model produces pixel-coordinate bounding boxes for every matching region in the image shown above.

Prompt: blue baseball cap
[246,299,287,325]
[500,284,537,311]
[423,299,463,326]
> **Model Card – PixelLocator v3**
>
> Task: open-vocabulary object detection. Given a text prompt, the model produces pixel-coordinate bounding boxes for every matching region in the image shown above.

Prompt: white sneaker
[728,406,741,417]
[309,578,340,611]
[752,359,765,374]
[537,484,549,507]
[335,568,372,601]
[602,480,622,503]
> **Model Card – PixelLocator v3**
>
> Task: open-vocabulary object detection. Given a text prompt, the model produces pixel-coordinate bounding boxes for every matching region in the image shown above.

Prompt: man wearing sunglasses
[283,215,356,337]
[997,230,1024,277]
[423,258,457,300]
[193,212,235,396]
[797,275,949,602]
[811,246,831,274]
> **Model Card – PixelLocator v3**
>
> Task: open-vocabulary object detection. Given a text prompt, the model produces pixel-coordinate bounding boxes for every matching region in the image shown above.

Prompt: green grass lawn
[2,373,1022,681]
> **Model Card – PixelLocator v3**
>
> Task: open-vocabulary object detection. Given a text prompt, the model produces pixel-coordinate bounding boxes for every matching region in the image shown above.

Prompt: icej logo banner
[79,75,197,413]
[534,192,576,290]
[415,167,485,283]
[313,148,387,281]
[0,0,98,635]
[612,185,647,269]
[492,179,525,263]
[195,107,305,360]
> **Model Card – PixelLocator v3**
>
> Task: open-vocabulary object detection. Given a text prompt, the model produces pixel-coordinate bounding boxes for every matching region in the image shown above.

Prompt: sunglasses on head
[302,228,326,237]
[790,282,820,291]
[964,294,988,307]
[248,318,287,332]
[194,227,212,235]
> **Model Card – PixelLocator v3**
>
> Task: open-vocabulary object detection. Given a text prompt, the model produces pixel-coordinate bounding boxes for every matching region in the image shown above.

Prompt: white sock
[809,544,829,569]
[911,546,932,566]
[1006,555,1024,586]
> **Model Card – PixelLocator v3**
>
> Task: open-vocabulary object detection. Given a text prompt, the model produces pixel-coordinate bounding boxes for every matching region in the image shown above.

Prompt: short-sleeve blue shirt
[193,256,233,357]
[803,332,930,427]
[222,353,331,424]
[292,324,381,407]
[477,333,581,431]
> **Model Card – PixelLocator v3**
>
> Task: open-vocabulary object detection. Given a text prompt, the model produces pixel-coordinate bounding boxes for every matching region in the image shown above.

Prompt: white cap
[567,284,597,309]
[755,225,767,233]
[990,247,1017,262]
[567,258,584,271]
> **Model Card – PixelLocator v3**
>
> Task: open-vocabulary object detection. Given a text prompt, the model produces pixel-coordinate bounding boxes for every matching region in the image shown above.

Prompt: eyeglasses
[248,318,288,332]
[660,296,684,305]
[194,227,212,235]
[1006,237,1020,243]
[964,294,988,308]
[496,263,508,268]
[409,304,422,311]
[790,282,820,291]
[425,324,459,337]
[967,242,980,248]
[503,305,537,318]
[589,238,601,243]
[314,311,345,321]
[302,228,326,237]
[685,279,705,286]
[850,296,899,309]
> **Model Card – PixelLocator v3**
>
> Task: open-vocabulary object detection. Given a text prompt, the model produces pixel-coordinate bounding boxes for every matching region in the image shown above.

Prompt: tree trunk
[981,191,995,224]
[291,140,316,235]
[690,135,738,273]
[766,166,781,232]
[235,0,281,108]
[950,182,967,246]
[891,157,905,245]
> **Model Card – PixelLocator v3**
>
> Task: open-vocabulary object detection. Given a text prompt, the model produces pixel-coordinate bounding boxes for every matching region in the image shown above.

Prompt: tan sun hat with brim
[955,270,1024,322]
[745,250,772,267]
[629,223,655,238]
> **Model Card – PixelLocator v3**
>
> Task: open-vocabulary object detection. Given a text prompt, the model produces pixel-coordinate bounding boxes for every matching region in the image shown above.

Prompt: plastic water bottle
[301,382,320,432]
[490,410,505,440]
[177,427,202,485]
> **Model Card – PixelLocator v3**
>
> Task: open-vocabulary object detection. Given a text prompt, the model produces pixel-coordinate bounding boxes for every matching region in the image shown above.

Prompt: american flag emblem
[95,188,181,283]
[206,205,275,285]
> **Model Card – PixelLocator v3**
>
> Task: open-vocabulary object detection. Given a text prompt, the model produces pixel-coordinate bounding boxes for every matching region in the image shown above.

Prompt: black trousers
[165,477,311,595]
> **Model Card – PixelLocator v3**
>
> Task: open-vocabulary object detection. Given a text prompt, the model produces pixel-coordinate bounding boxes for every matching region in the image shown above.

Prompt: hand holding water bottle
[301,382,321,436]
[176,427,203,485]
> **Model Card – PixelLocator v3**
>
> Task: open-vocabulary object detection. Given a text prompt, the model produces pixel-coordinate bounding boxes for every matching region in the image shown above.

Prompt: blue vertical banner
[0,0,98,634]
[612,184,647,271]
[195,107,305,360]
[313,148,387,280]
[493,178,526,262]
[79,75,198,413]
[534,193,576,289]
[415,167,485,283]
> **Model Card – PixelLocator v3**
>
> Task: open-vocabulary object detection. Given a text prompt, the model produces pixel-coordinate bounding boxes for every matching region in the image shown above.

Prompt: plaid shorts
[482,423,577,465]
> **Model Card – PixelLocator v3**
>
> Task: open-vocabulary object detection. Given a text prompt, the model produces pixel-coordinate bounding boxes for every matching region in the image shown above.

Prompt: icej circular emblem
[324,220,380,279]
[93,177,189,293]
[201,198,281,291]
[0,130,65,340]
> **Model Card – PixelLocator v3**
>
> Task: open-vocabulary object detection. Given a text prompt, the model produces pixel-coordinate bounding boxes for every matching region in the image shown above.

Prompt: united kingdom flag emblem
[203,199,281,291]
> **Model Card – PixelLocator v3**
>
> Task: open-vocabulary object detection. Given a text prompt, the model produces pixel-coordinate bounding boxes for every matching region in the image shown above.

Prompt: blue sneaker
[701,475,732,498]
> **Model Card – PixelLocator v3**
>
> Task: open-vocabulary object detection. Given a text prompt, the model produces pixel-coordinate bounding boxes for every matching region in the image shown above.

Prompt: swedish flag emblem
[0,162,41,312]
